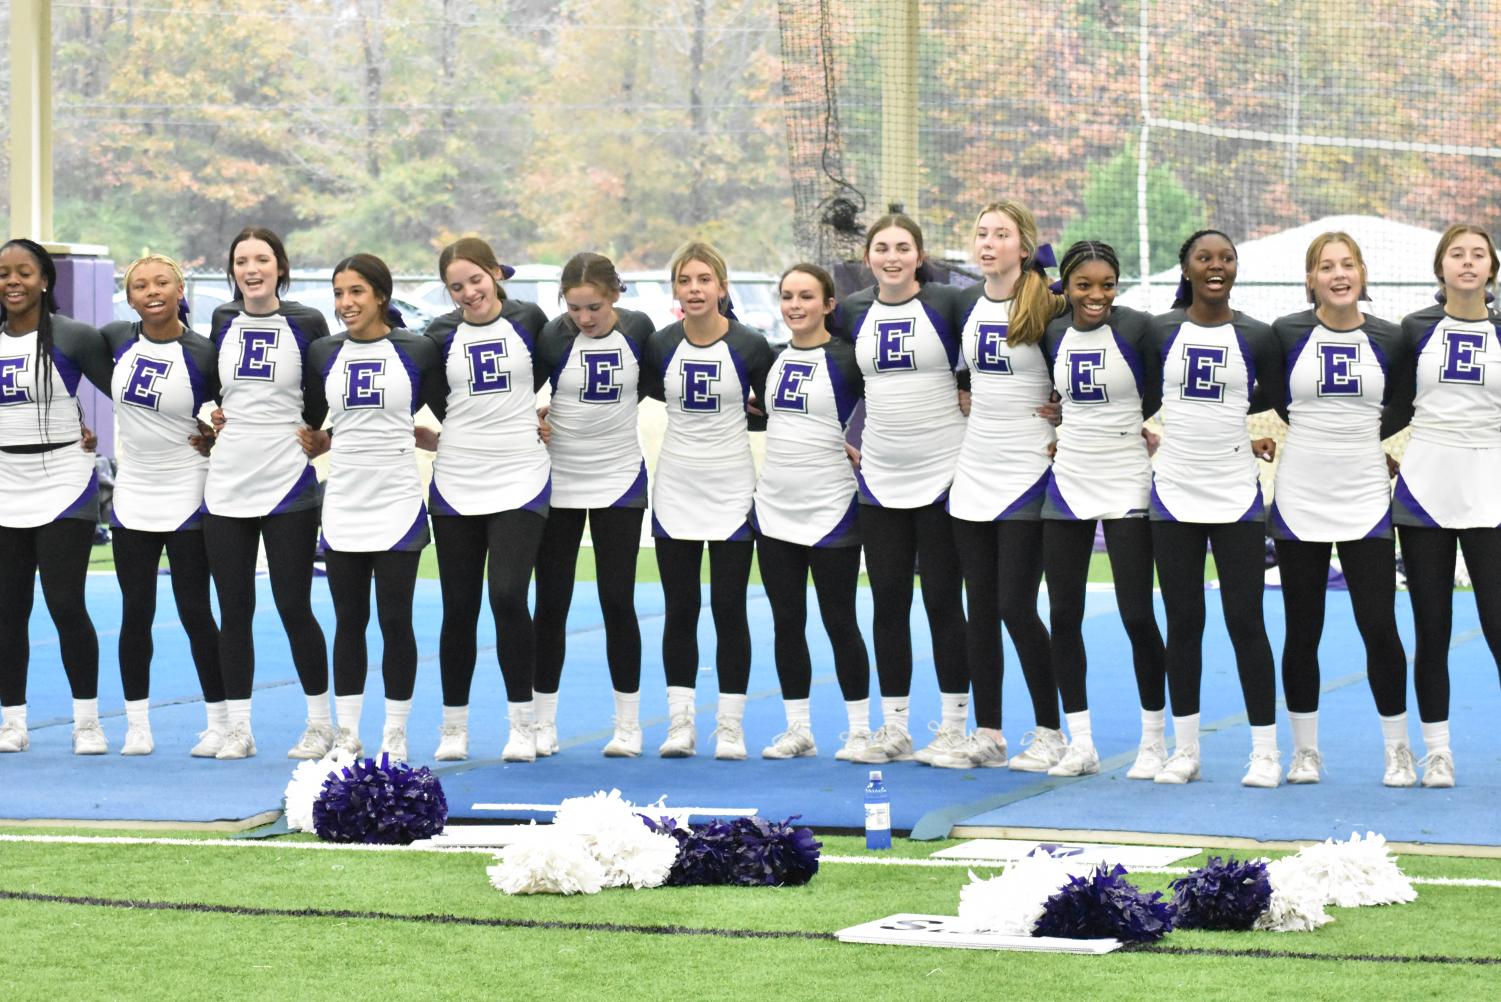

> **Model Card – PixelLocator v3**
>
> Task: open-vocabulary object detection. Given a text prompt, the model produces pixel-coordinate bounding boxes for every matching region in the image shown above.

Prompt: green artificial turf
[1,831,1498,1000]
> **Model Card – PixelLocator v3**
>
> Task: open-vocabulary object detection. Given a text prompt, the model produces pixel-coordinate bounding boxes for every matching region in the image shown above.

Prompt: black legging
[204,507,327,701]
[655,537,753,693]
[324,548,421,701]
[112,526,223,703]
[534,506,643,695]
[0,519,98,705]
[755,534,870,702]
[1044,517,1165,715]
[1153,519,1276,725]
[953,518,1058,731]
[1397,524,1501,723]
[1276,536,1406,717]
[433,509,545,705]
[858,501,968,698]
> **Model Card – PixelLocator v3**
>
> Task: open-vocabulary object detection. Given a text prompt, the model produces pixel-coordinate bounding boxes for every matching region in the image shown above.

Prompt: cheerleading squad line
[0,208,1497,790]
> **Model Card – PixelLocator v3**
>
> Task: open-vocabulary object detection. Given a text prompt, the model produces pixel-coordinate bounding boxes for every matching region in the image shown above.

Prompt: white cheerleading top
[948,289,1055,522]
[754,336,863,547]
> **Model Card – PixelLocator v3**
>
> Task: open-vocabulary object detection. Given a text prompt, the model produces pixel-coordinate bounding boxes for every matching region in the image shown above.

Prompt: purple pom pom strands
[1171,856,1274,932]
[312,754,448,845]
[640,814,822,888]
[1033,864,1176,943]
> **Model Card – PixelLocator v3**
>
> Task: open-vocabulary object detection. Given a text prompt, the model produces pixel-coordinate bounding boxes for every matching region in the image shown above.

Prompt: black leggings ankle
[112,526,223,703]
[755,535,870,702]
[0,518,98,705]
[1397,524,1501,723]
[324,548,421,700]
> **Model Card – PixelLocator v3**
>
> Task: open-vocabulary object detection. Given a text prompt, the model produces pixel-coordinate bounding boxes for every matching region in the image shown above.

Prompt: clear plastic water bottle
[865,769,891,850]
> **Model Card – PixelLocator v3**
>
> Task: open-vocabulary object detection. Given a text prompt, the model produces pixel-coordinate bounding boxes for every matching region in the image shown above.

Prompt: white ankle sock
[717,693,747,722]
[335,694,363,733]
[73,698,99,725]
[1379,712,1409,747]
[384,698,412,731]
[1251,724,1278,756]
[2,704,27,727]
[613,690,641,726]
[534,690,559,726]
[1420,719,1450,754]
[1288,710,1318,752]
[784,697,811,729]
[666,685,696,719]
[508,701,534,728]
[1140,707,1166,744]
[226,698,252,728]
[125,699,150,728]
[305,692,332,726]
[205,701,227,733]
[940,691,969,731]
[880,696,910,733]
[1171,712,1200,750]
[442,705,469,729]
[845,698,870,734]
[1065,710,1093,746]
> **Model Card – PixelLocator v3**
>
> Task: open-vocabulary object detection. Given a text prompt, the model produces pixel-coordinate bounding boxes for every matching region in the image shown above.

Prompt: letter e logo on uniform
[235,329,278,381]
[874,319,916,372]
[1440,329,1487,385]
[1316,342,1362,396]
[1180,344,1228,402]
[121,356,173,411]
[974,322,1012,374]
[680,359,721,412]
[579,349,623,404]
[1066,349,1108,403]
[467,340,511,395]
[772,360,817,412]
[344,359,385,409]
[0,356,31,405]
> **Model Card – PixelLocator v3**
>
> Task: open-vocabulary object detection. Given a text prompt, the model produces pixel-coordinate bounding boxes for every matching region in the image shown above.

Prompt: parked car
[112,285,231,332]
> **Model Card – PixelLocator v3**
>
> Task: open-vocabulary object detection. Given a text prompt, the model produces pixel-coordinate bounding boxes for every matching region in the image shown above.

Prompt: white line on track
[3,835,1500,889]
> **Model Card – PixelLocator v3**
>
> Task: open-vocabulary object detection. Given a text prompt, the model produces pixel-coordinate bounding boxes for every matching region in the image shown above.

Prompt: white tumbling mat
[836,914,1120,954]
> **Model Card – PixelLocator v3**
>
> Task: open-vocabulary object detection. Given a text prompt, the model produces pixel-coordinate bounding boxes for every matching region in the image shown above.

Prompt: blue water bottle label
[865,802,891,829]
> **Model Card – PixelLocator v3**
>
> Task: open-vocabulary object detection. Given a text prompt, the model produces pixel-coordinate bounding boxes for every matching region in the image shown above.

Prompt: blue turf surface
[2,564,1498,847]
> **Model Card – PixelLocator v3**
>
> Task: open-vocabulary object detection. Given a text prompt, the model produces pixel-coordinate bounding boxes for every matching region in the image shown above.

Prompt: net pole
[1136,0,1152,303]
[9,0,55,241]
[878,0,919,215]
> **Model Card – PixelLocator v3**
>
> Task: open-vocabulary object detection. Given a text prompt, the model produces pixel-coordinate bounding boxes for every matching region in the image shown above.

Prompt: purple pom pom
[311,753,448,844]
[727,816,821,886]
[1170,856,1272,931]
[1033,864,1176,943]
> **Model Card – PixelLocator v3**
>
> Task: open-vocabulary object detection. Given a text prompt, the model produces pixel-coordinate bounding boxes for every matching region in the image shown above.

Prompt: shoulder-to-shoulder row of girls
[0,206,1496,790]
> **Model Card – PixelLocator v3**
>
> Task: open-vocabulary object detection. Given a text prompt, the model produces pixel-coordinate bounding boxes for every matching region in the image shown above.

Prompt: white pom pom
[554,789,678,889]
[282,748,357,834]
[957,857,1076,936]
[1256,856,1334,932]
[487,824,607,895]
[1275,831,1416,909]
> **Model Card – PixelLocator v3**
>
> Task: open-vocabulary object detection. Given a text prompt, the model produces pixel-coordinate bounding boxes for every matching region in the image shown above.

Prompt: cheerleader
[205,227,331,760]
[1041,241,1167,777]
[839,213,970,766]
[0,239,112,755]
[1386,224,1501,788]
[1147,230,1281,787]
[642,241,773,760]
[101,255,223,756]
[302,255,442,762]
[940,202,1065,771]
[423,238,550,762]
[532,253,655,757]
[1270,232,1412,785]
[753,263,872,760]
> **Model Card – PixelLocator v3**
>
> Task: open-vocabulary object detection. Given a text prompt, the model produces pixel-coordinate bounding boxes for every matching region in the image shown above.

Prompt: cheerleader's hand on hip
[414,426,440,452]
[537,405,552,446]
[1141,426,1161,456]
[1035,392,1062,426]
[1252,437,1276,462]
[188,420,216,457]
[297,426,331,458]
[957,389,972,417]
[844,442,861,469]
[80,425,97,453]
[210,407,226,431]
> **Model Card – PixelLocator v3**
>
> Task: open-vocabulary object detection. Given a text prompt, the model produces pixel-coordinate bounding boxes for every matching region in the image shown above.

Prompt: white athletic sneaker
[72,720,108,755]
[761,722,817,760]
[1286,748,1323,785]
[1241,750,1282,788]
[1125,740,1168,780]
[287,722,336,760]
[658,714,697,758]
[933,731,1008,769]
[713,716,747,760]
[603,720,643,758]
[534,721,559,757]
[121,725,154,756]
[331,727,362,758]
[1153,746,1200,784]
[852,723,915,764]
[1007,728,1067,773]
[0,720,29,753]
[215,722,257,760]
[502,722,537,763]
[379,726,408,763]
[190,728,224,758]
[1383,742,1417,788]
[1047,742,1100,777]
[1419,749,1455,788]
[834,730,873,762]
[914,722,967,765]
[434,723,469,762]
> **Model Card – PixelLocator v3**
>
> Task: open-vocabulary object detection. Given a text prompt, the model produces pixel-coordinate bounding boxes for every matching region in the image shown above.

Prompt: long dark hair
[332,253,404,328]
[226,226,292,300]
[0,238,62,433]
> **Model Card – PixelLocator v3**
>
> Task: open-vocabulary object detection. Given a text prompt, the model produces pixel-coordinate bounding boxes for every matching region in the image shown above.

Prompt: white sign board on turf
[933,839,1199,868]
[837,914,1121,954]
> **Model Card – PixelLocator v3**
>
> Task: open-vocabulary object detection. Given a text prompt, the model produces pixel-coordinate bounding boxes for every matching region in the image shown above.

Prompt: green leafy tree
[1058,143,1206,278]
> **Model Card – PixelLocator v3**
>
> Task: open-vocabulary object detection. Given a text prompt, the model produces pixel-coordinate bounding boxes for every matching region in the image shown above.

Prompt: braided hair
[0,238,62,436]
[1171,229,1236,309]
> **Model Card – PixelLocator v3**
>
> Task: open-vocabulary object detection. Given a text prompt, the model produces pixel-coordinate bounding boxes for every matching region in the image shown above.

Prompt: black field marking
[1131,944,1501,967]
[0,889,835,941]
